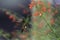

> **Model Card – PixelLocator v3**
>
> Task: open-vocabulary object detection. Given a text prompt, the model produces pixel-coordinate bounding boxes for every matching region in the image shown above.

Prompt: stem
[42,16,59,38]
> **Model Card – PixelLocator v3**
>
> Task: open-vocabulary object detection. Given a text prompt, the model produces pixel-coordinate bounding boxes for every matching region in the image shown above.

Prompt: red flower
[29,4,33,9]
[42,7,46,12]
[9,15,13,19]
[33,11,39,16]
[9,15,16,22]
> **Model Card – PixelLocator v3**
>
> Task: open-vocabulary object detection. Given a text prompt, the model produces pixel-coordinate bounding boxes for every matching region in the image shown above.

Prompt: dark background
[0,0,31,32]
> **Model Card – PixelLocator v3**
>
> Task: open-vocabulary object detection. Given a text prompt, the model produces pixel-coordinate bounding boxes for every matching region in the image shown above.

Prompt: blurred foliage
[0,0,60,40]
[31,0,60,40]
